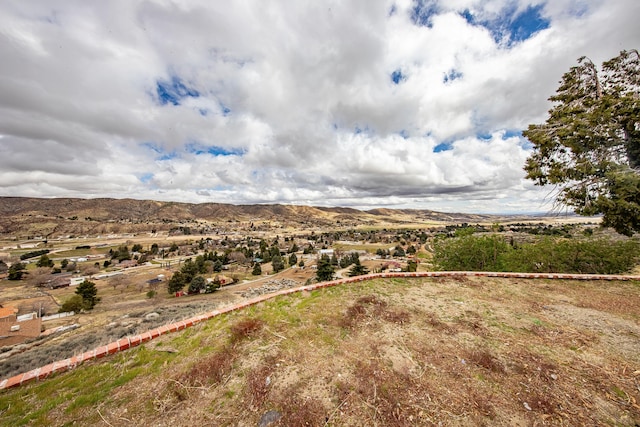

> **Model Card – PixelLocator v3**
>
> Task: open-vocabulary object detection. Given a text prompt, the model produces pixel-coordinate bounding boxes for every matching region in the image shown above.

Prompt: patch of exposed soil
[1,276,639,426]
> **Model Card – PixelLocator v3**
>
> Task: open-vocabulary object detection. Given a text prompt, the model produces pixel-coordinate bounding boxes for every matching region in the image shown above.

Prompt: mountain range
[0,197,514,237]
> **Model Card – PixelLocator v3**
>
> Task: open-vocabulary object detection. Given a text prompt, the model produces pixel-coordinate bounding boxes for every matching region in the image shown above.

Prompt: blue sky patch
[502,129,523,139]
[220,102,231,116]
[411,0,439,27]
[443,69,463,83]
[207,146,243,156]
[474,129,522,141]
[433,142,453,153]
[391,69,406,84]
[460,9,474,25]
[158,152,179,161]
[186,143,244,157]
[508,4,550,43]
[462,4,550,46]
[156,75,199,106]
[139,173,154,183]
[141,142,179,160]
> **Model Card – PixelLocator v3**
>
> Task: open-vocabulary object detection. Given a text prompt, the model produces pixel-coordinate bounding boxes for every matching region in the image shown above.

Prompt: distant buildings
[0,307,42,347]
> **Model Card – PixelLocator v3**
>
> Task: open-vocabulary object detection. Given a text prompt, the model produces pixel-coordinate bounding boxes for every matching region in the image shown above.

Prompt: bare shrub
[424,312,457,335]
[381,309,410,324]
[245,362,275,410]
[470,390,497,418]
[352,359,429,426]
[527,393,557,414]
[340,295,385,329]
[28,267,53,287]
[466,350,504,373]
[229,318,264,344]
[277,391,327,426]
[176,346,235,388]
[109,274,127,291]
[340,295,409,328]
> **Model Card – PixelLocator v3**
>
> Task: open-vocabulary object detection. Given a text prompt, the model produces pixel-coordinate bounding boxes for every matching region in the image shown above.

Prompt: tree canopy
[524,50,640,235]
[252,262,262,276]
[8,262,26,280]
[271,255,285,273]
[36,254,54,268]
[75,280,100,310]
[315,254,335,282]
[347,258,369,277]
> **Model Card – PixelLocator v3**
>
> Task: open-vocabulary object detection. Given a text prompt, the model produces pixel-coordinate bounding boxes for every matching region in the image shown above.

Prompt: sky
[0,0,638,214]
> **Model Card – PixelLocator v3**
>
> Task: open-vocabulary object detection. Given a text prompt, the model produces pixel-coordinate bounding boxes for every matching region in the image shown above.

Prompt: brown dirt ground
[2,275,638,426]
[0,263,319,378]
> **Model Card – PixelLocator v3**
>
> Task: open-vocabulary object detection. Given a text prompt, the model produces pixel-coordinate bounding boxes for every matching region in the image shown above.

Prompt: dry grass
[176,346,236,389]
[339,295,410,329]
[229,318,264,344]
[1,276,639,427]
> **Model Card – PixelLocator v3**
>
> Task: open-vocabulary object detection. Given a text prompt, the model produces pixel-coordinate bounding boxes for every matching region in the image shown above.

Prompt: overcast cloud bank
[0,0,638,213]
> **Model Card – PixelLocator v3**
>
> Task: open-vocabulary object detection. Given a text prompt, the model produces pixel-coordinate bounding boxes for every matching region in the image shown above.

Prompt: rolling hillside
[0,197,499,237]
[0,275,638,426]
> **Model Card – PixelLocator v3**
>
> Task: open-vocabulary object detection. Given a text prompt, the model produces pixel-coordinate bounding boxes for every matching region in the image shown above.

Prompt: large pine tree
[524,50,640,235]
[315,254,335,282]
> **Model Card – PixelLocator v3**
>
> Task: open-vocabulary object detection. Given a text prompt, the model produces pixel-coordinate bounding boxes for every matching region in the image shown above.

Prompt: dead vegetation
[1,276,639,426]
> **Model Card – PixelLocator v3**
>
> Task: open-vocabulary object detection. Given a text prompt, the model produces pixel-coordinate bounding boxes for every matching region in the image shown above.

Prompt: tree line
[432,234,639,274]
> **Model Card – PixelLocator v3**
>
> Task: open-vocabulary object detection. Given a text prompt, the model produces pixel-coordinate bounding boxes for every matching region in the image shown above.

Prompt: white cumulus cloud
[0,0,637,213]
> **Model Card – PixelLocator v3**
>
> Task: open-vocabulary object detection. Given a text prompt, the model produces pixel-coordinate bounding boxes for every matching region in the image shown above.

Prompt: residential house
[0,306,42,347]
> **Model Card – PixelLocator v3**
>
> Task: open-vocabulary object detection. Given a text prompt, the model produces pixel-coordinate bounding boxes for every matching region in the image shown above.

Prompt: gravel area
[240,278,302,298]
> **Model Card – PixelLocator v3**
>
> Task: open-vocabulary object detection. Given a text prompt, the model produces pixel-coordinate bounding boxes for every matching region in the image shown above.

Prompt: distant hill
[0,197,500,237]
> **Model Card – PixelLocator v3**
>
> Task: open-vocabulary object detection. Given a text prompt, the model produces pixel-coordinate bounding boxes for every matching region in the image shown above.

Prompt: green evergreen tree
[376,248,388,258]
[168,271,187,294]
[252,262,262,276]
[272,255,285,272]
[205,277,221,293]
[330,253,339,266]
[36,254,54,268]
[316,254,335,282]
[524,50,640,236]
[180,259,198,283]
[393,245,406,257]
[8,262,26,280]
[347,259,369,277]
[59,295,84,313]
[111,245,131,262]
[188,275,206,294]
[75,280,100,309]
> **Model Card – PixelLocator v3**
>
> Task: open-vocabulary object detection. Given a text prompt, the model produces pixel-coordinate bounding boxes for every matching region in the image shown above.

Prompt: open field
[1,275,639,426]
[1,197,633,425]
[0,261,319,380]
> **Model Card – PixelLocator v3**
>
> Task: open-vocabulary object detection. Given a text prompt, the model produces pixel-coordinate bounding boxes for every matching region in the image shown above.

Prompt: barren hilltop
[0,197,502,237]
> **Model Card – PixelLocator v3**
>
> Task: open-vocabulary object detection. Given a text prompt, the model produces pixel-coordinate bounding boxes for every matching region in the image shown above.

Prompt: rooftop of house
[0,306,18,319]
